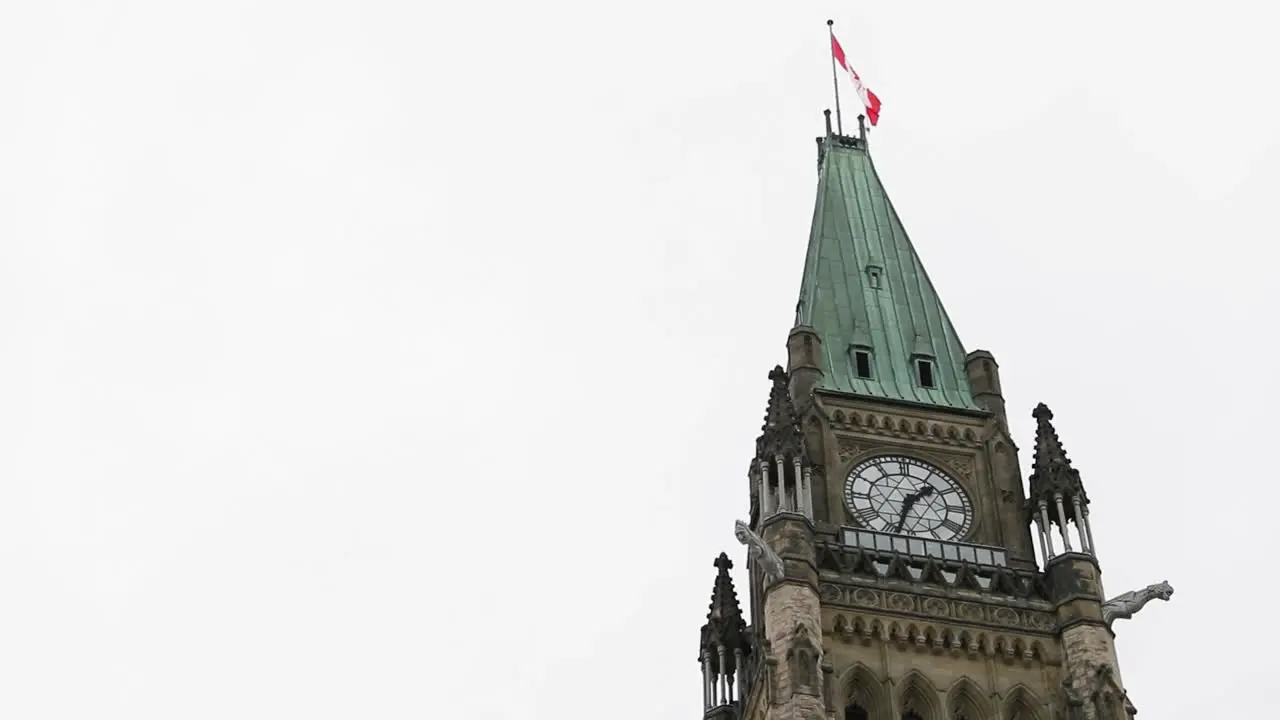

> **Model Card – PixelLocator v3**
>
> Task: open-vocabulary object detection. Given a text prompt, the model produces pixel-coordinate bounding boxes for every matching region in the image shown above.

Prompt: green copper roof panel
[796,138,980,412]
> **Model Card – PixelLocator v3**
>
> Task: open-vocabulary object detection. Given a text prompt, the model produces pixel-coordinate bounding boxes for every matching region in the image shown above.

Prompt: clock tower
[695,124,1172,720]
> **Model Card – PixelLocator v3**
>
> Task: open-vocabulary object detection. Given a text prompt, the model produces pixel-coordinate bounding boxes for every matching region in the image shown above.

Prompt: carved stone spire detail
[753,367,814,519]
[756,366,806,461]
[702,553,747,652]
[1028,403,1088,519]
[699,553,750,714]
[1027,403,1097,558]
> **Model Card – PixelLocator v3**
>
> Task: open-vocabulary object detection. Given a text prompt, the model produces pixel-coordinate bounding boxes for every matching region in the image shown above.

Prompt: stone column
[759,459,773,517]
[792,457,804,515]
[801,466,814,519]
[1054,493,1072,552]
[1038,501,1055,558]
[1033,513,1050,565]
[1072,496,1089,554]
[1082,507,1098,557]
[774,455,786,511]
[701,650,712,709]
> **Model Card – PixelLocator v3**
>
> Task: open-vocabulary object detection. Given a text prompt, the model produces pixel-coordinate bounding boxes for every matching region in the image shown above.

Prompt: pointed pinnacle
[704,553,745,647]
[1032,403,1071,467]
[757,366,804,460]
[1028,402,1087,507]
[714,552,734,573]
[767,364,787,389]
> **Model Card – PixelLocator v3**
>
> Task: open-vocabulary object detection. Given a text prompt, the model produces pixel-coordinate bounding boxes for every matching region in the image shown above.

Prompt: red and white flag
[830,33,881,126]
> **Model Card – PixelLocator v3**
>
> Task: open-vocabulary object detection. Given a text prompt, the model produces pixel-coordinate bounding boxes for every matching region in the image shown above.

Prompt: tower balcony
[841,527,1009,567]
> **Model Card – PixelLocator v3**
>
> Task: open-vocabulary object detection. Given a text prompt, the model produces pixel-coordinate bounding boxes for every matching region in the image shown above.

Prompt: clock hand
[894,486,937,533]
[895,490,923,533]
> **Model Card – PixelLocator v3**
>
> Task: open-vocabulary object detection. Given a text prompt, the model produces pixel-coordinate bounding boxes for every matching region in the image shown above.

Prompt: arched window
[1004,686,1044,720]
[948,678,986,720]
[844,664,887,720]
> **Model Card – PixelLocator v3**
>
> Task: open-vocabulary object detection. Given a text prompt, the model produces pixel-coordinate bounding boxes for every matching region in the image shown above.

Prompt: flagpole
[827,19,843,136]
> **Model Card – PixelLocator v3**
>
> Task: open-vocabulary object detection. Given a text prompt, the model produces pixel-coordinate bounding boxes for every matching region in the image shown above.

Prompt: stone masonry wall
[1061,623,1123,720]
[765,582,827,720]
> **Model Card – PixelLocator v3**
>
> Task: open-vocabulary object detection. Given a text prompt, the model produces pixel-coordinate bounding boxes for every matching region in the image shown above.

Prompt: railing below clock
[841,527,1009,568]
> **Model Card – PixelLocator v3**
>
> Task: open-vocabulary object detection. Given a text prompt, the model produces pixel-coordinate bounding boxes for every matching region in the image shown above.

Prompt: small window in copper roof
[854,350,873,379]
[916,358,935,388]
[866,265,883,289]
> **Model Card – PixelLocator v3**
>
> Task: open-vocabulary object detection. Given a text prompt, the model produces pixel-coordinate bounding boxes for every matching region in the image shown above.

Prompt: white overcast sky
[1,2,1276,718]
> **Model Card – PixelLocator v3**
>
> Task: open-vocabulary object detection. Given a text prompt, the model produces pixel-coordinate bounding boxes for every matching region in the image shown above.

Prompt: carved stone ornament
[945,457,973,481]
[921,597,949,617]
[992,607,1019,626]
[851,588,880,607]
[786,623,820,695]
[1101,580,1174,626]
[1061,676,1088,720]
[836,436,862,462]
[734,520,785,582]
[886,593,913,611]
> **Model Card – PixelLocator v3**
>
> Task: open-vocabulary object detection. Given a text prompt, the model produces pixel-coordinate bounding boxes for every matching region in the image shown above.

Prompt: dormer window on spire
[913,356,936,388]
[851,346,873,379]
[865,265,883,289]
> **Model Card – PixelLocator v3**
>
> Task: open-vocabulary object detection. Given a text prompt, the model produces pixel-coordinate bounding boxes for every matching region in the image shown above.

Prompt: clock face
[843,456,973,540]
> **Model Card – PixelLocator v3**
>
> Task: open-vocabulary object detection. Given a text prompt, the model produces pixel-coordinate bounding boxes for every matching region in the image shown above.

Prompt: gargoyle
[1101,581,1173,626]
[734,519,785,582]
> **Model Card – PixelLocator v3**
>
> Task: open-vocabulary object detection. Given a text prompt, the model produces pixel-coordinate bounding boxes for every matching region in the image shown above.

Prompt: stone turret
[786,324,823,408]
[965,349,1007,428]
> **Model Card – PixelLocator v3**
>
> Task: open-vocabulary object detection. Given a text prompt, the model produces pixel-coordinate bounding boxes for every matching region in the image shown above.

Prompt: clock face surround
[843,455,973,540]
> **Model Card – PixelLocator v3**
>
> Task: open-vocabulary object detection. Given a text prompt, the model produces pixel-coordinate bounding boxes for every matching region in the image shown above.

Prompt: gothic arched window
[845,704,869,720]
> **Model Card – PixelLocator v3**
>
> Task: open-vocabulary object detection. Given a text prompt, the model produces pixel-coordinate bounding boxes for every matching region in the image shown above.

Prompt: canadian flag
[830,33,881,126]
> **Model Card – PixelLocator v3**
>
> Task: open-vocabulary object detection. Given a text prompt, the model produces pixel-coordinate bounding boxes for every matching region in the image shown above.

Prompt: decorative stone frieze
[819,583,1057,635]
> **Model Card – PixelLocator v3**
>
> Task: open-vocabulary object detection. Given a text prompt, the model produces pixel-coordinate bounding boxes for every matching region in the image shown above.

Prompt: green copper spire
[794,136,980,412]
